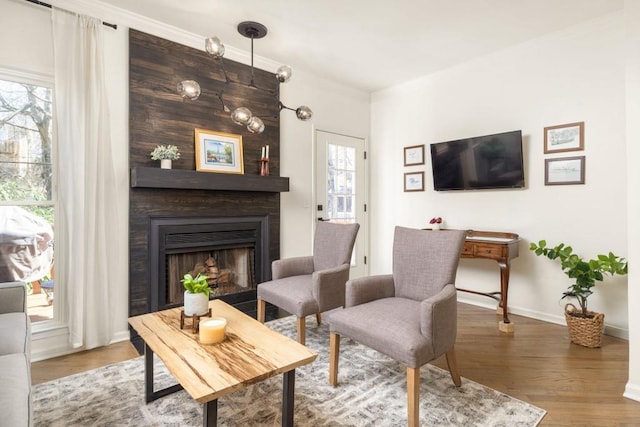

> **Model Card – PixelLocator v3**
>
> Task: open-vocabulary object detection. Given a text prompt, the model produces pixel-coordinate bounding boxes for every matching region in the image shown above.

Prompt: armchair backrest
[392,227,466,301]
[313,221,360,271]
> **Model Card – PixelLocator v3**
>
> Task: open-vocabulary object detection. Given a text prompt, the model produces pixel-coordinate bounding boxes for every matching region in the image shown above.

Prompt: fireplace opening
[149,215,270,313]
[166,247,255,305]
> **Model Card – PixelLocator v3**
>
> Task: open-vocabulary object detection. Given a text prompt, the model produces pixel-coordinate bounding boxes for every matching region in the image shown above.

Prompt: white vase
[160,159,172,169]
[183,291,209,316]
[432,223,441,230]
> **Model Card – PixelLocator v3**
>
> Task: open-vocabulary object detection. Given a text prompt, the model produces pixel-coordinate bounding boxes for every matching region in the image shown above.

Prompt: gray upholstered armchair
[328,226,466,427]
[257,221,360,344]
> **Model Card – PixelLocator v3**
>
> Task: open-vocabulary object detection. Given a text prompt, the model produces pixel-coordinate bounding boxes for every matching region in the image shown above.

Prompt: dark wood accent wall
[128,29,283,319]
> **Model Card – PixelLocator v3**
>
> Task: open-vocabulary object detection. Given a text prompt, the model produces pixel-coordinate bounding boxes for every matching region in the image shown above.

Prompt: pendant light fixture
[177,21,313,134]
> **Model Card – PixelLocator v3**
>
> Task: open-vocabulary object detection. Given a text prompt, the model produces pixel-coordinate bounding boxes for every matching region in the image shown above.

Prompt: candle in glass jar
[199,318,227,344]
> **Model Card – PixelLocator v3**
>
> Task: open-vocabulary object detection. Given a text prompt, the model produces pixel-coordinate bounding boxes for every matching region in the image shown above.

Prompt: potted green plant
[150,144,181,169]
[530,240,628,347]
[181,273,210,316]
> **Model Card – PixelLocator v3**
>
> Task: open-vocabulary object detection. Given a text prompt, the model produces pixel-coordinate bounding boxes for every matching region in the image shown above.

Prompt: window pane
[0,78,55,323]
[326,143,357,223]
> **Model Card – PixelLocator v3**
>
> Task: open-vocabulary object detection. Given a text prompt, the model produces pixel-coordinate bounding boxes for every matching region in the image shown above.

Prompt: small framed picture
[404,171,424,192]
[194,128,244,174]
[545,156,585,185]
[544,122,584,154]
[404,145,425,166]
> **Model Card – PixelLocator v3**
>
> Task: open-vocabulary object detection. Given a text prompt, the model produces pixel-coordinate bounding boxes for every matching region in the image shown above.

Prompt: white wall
[624,0,640,404]
[279,73,370,257]
[370,12,629,334]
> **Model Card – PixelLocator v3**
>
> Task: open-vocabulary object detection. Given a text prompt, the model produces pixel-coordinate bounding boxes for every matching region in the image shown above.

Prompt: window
[0,74,55,322]
[327,143,356,222]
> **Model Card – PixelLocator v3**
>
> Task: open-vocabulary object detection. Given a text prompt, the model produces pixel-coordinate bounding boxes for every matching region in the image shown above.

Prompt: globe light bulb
[247,116,265,134]
[230,107,252,125]
[275,65,292,83]
[205,36,225,59]
[177,80,201,100]
[295,106,313,121]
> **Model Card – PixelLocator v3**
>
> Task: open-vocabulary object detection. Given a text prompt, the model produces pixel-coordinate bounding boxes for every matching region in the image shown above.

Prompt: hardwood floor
[31,303,640,426]
[31,341,139,384]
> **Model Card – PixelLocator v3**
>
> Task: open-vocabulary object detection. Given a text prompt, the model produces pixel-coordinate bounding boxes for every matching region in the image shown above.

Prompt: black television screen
[430,130,525,191]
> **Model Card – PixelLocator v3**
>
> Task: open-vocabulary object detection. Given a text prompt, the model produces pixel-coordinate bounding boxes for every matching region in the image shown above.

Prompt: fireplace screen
[166,247,255,305]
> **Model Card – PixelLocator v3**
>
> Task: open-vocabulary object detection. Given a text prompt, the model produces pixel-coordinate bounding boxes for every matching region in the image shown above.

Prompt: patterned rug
[33,316,546,426]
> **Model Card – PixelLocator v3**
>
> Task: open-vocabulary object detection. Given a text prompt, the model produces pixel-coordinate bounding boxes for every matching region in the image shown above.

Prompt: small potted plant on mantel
[530,240,628,348]
[180,273,211,316]
[150,144,181,169]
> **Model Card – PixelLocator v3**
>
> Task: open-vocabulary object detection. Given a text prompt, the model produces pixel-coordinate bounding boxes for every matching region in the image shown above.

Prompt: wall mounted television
[430,130,525,191]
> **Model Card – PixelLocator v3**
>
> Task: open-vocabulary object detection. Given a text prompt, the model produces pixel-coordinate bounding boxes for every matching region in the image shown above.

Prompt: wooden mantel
[130,167,290,193]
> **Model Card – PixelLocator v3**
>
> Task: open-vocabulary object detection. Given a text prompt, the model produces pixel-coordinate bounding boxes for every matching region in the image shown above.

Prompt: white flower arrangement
[150,144,181,160]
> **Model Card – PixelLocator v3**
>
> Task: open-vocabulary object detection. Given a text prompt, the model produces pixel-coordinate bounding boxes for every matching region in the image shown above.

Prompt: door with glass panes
[315,130,367,278]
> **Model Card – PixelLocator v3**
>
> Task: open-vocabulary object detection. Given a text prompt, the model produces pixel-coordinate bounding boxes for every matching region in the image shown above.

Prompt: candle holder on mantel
[180,308,212,333]
[260,157,270,176]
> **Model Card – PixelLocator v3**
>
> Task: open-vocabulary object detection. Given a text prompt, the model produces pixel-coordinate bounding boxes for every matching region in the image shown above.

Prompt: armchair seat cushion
[0,312,30,356]
[257,274,319,317]
[329,297,434,368]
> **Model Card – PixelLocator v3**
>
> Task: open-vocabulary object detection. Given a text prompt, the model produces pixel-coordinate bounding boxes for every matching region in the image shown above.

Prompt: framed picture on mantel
[194,128,244,174]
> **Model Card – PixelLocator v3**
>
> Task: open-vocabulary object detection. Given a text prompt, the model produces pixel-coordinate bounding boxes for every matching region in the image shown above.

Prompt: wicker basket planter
[564,303,604,348]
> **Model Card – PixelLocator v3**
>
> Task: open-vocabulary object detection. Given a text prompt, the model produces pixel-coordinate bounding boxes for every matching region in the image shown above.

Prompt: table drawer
[472,243,505,260]
[461,243,475,257]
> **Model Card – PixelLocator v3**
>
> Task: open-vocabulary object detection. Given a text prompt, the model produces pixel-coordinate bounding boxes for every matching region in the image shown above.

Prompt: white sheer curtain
[52,9,118,349]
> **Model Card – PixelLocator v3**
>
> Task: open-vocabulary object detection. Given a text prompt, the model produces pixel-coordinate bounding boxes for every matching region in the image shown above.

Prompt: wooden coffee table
[128,300,317,426]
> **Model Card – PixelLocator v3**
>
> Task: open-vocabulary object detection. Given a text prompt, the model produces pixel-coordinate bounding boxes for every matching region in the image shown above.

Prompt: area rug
[33,316,546,426]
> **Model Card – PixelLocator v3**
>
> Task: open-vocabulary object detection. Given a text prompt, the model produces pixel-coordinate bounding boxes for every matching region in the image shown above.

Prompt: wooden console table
[458,230,520,332]
[425,229,520,332]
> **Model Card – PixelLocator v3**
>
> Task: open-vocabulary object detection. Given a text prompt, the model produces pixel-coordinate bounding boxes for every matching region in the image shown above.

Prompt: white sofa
[0,281,32,427]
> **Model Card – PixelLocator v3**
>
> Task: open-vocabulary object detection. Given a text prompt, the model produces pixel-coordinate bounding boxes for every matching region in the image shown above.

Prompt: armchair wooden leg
[407,367,420,427]
[445,346,462,387]
[257,299,266,323]
[316,312,322,326]
[296,316,306,345]
[329,332,340,386]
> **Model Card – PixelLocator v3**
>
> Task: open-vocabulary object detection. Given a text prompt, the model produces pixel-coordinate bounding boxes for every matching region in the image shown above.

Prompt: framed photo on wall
[404,171,424,192]
[194,128,244,174]
[545,156,585,185]
[544,122,584,154]
[404,145,425,166]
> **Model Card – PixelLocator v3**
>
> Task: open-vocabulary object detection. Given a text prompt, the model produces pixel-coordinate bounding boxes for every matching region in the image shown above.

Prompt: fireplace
[149,216,270,313]
[128,29,286,354]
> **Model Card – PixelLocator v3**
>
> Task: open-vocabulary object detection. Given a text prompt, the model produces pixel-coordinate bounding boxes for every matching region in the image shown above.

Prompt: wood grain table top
[128,300,317,404]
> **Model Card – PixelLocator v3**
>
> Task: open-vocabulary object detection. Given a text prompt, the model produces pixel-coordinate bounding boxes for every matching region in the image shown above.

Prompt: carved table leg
[498,261,514,333]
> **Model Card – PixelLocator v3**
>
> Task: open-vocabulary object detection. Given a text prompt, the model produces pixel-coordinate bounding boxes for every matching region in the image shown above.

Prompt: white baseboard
[109,329,130,345]
[624,382,640,402]
[31,326,132,362]
[31,325,74,362]
[457,295,629,340]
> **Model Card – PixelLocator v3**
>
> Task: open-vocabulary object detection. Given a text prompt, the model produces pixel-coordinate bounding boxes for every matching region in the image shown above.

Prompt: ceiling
[98,0,623,92]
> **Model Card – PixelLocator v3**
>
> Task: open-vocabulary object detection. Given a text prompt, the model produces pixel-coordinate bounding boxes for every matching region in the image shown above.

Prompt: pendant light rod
[238,21,267,89]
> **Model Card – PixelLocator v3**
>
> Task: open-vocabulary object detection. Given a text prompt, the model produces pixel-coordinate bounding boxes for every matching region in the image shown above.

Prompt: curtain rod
[25,0,118,30]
